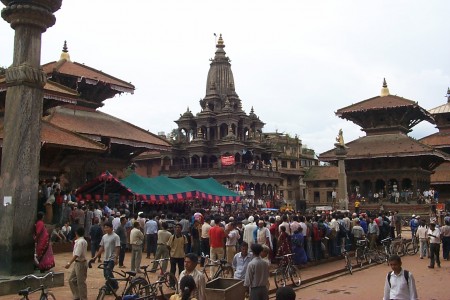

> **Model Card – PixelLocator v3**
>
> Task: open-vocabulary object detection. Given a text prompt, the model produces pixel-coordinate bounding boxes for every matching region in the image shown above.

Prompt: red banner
[221,155,235,166]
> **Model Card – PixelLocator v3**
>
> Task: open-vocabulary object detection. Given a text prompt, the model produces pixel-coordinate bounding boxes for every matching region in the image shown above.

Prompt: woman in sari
[276,226,292,258]
[291,227,307,265]
[35,211,55,272]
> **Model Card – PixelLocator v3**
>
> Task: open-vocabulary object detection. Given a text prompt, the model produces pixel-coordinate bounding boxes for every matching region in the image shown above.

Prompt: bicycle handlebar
[20,271,54,282]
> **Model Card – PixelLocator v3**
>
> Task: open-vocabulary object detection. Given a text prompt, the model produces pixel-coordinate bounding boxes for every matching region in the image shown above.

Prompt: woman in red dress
[276,225,292,257]
[35,211,55,272]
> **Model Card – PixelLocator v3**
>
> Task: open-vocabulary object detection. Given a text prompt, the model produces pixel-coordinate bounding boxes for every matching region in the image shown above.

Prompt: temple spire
[60,40,71,62]
[380,78,390,97]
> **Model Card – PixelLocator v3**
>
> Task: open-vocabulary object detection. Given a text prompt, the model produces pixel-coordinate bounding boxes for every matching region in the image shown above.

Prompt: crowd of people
[32,195,450,300]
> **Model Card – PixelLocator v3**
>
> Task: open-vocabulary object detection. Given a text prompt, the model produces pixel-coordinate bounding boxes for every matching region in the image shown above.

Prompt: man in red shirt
[209,217,226,275]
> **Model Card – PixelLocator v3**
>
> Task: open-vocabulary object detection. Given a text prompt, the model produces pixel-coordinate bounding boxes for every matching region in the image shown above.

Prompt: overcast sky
[1,0,449,155]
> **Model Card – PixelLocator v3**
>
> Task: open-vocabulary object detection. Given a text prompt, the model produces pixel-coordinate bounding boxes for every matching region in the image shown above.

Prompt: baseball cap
[248,216,254,223]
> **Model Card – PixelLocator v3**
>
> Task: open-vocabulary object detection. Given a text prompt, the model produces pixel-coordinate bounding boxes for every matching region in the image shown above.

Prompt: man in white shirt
[415,220,428,259]
[383,255,418,300]
[144,215,158,259]
[243,216,257,248]
[200,217,211,266]
[278,215,291,235]
[112,212,121,231]
[226,222,240,264]
[65,227,88,300]
[178,253,206,300]
[427,222,441,268]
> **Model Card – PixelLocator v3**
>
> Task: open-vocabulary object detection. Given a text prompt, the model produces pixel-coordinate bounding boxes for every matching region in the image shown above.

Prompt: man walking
[244,243,269,300]
[168,223,187,285]
[383,255,418,300]
[91,222,120,291]
[65,227,88,300]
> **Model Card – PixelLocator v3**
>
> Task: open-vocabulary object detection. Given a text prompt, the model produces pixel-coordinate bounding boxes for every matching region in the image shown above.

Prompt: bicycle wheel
[274,267,286,288]
[406,242,418,255]
[216,266,234,279]
[163,272,178,293]
[355,248,364,268]
[289,265,301,287]
[373,250,385,264]
[124,277,150,297]
[345,255,353,275]
[40,292,56,300]
[96,287,107,300]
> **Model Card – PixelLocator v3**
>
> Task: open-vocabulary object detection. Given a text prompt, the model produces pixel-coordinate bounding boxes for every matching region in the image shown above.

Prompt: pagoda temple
[319,79,449,201]
[0,42,171,189]
[420,88,450,199]
[161,35,282,200]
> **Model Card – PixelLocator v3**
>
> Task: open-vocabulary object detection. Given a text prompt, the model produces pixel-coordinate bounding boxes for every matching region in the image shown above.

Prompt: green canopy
[119,173,239,202]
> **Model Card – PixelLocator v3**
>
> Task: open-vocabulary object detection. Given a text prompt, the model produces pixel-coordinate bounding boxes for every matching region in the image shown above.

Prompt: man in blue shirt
[232,241,253,280]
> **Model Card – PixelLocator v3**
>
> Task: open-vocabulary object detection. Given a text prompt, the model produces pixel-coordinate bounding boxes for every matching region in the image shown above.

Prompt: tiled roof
[336,95,418,114]
[0,119,105,152]
[429,102,450,115]
[303,165,338,181]
[319,133,449,161]
[44,106,171,150]
[430,162,450,184]
[420,132,450,148]
[42,60,135,93]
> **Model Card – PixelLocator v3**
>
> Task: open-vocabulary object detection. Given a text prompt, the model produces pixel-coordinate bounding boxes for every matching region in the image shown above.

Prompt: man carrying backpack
[383,255,418,300]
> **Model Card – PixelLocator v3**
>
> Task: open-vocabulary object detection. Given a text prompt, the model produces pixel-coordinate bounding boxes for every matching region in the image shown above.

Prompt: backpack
[338,221,348,239]
[387,270,409,288]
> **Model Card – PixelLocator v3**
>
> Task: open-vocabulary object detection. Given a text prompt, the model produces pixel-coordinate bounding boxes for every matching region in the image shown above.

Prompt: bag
[338,222,348,239]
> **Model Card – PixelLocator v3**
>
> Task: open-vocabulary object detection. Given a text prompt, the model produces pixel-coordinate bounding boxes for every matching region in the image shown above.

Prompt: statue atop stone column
[335,128,348,148]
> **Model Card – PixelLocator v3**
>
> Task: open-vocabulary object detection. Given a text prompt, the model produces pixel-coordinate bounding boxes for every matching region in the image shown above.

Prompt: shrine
[319,79,449,202]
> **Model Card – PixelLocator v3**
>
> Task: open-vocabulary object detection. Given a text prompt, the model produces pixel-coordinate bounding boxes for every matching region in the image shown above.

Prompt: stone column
[0,0,61,276]
[335,146,349,210]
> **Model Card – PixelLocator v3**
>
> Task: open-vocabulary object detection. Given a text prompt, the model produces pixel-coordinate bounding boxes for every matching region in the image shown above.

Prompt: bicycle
[200,253,234,281]
[138,258,178,295]
[390,236,408,256]
[337,245,353,275]
[380,237,394,264]
[89,260,140,300]
[406,236,419,255]
[123,277,169,300]
[18,271,55,300]
[354,238,383,267]
[274,253,301,288]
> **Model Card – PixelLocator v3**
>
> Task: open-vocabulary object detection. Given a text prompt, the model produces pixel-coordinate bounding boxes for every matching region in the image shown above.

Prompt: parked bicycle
[201,253,234,281]
[355,238,383,267]
[18,271,55,300]
[89,260,139,300]
[122,277,169,300]
[390,236,408,256]
[380,236,394,264]
[138,258,178,295]
[274,253,302,288]
[337,245,353,275]
[406,236,419,255]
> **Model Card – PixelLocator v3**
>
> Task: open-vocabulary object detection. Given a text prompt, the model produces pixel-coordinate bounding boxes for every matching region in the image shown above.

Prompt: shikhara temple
[316,79,449,204]
[161,34,284,201]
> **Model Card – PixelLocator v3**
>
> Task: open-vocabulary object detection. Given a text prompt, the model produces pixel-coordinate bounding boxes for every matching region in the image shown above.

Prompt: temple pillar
[0,0,62,276]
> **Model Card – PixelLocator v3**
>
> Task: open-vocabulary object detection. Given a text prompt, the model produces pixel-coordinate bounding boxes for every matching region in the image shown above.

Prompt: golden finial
[59,40,71,62]
[381,78,390,97]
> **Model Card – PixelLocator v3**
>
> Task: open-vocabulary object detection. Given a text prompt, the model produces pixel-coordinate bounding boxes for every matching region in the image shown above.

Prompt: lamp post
[0,0,62,275]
